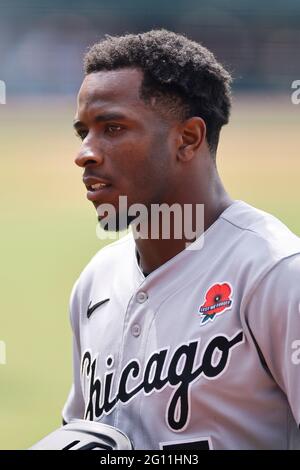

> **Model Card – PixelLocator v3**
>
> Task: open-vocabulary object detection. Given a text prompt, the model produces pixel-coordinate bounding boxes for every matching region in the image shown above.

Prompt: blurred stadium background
[0,0,299,449]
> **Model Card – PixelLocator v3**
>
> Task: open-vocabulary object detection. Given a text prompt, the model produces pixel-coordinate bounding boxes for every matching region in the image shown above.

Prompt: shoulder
[249,253,300,304]
[84,232,134,271]
[70,232,134,301]
[220,200,300,262]
[242,252,300,335]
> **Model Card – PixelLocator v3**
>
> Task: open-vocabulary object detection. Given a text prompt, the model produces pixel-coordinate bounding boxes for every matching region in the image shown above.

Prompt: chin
[98,213,137,232]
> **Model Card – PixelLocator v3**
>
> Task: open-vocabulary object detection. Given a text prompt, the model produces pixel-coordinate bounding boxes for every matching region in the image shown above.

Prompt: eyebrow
[73,112,127,130]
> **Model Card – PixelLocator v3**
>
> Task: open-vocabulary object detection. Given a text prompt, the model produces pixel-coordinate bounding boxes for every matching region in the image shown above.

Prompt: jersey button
[131,324,141,337]
[136,291,148,303]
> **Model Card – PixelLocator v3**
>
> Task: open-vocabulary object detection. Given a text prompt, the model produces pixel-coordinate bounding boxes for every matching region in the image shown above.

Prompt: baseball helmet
[29,419,133,450]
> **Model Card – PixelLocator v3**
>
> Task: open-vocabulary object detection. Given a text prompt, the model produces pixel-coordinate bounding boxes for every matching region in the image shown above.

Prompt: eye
[75,130,88,141]
[105,124,124,135]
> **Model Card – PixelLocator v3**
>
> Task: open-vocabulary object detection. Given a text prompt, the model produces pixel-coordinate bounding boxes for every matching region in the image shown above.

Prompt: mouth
[83,176,113,202]
[88,182,110,191]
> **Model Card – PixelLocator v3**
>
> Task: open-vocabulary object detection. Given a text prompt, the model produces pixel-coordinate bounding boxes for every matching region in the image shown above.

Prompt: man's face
[74,68,177,231]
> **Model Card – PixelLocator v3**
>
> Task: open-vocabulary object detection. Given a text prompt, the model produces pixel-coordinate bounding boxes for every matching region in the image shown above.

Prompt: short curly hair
[84,29,232,156]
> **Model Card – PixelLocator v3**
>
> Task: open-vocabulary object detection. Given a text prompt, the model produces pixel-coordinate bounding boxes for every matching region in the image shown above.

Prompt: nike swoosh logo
[87,298,110,318]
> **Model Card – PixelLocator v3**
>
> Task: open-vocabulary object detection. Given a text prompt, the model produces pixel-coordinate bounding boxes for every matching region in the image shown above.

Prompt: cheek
[108,139,154,179]
[107,132,172,194]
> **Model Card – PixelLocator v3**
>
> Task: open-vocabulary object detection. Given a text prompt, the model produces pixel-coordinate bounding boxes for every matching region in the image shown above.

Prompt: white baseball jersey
[62,200,300,449]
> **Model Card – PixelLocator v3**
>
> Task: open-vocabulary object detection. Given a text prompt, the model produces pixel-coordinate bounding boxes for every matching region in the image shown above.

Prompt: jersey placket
[113,276,156,433]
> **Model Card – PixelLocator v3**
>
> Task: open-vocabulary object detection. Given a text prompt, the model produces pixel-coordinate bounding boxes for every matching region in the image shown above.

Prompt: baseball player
[61,30,300,449]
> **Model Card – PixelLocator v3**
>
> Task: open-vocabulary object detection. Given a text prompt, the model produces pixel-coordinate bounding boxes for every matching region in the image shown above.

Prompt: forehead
[77,68,145,113]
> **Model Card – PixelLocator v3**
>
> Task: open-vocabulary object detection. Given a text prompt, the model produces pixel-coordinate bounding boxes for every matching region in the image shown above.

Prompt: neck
[134,170,232,275]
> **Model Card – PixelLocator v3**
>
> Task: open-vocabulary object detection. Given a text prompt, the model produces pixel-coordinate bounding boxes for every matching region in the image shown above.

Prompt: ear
[176,117,206,162]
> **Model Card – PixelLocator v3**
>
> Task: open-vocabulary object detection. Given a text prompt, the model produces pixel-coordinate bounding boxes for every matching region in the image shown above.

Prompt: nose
[74,143,104,168]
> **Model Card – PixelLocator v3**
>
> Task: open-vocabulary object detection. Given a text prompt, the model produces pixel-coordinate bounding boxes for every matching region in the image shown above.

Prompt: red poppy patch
[199,282,233,325]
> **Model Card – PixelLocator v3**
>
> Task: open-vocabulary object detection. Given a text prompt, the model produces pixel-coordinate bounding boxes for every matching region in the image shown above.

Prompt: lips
[82,175,113,202]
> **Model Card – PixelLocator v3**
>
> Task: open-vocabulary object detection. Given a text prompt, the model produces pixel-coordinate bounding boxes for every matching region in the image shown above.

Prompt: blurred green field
[0,95,299,449]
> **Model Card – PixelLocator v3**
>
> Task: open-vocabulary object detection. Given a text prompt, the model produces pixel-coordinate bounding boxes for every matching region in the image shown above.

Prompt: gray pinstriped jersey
[62,200,300,449]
